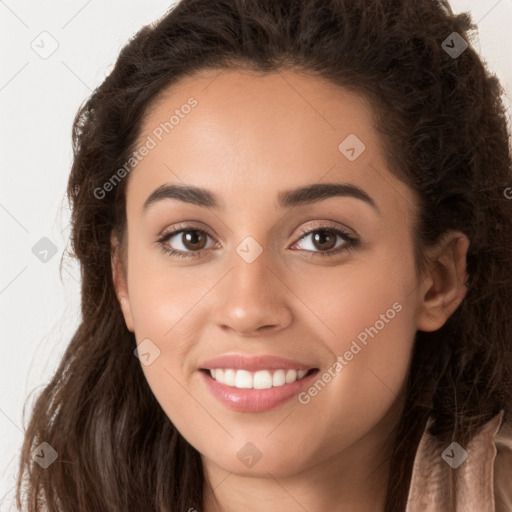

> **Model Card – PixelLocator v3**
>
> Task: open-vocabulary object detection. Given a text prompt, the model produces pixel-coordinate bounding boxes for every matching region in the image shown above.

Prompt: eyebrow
[142,182,380,215]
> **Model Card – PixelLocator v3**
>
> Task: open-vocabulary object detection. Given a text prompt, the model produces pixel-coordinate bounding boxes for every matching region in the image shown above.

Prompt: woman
[16,0,512,510]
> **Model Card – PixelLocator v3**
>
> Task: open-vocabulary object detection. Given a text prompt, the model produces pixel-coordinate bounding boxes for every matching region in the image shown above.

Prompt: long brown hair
[16,0,512,510]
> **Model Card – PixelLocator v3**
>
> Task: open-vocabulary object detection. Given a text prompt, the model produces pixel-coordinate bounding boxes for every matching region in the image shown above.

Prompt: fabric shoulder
[494,412,512,512]
[405,410,509,512]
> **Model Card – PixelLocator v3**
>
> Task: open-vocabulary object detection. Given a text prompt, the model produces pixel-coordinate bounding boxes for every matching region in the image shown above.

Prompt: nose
[213,247,293,337]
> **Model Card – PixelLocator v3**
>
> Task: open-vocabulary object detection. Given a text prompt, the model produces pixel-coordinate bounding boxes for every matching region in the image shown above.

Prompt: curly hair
[15,0,512,510]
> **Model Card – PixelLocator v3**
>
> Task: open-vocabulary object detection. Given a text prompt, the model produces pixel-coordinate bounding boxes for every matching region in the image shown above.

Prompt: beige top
[405,410,512,511]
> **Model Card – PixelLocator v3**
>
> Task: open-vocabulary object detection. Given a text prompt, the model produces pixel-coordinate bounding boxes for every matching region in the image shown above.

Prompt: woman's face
[113,69,453,481]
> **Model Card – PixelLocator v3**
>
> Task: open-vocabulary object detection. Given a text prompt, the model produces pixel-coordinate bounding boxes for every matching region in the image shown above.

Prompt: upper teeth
[209,368,309,389]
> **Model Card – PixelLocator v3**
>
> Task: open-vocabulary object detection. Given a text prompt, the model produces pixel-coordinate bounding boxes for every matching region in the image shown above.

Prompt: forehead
[126,68,416,223]
[139,68,378,155]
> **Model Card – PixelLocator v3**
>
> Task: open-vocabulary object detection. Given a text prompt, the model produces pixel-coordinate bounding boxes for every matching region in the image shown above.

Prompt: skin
[112,68,469,512]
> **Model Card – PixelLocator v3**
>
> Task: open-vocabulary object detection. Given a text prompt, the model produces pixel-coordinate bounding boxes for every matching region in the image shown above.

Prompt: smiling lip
[198,353,319,412]
[198,354,316,372]
[199,367,319,412]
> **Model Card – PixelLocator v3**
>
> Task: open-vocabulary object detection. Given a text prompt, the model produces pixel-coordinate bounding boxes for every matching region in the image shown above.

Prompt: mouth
[199,367,318,389]
[199,367,320,412]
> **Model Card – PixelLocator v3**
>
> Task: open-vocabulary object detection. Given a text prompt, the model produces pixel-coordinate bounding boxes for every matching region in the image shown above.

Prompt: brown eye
[179,230,208,251]
[309,230,337,251]
[291,225,359,257]
[157,227,217,259]
[157,224,359,260]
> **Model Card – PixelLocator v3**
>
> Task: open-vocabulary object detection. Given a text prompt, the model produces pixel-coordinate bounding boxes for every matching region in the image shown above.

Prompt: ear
[111,232,135,332]
[416,231,470,332]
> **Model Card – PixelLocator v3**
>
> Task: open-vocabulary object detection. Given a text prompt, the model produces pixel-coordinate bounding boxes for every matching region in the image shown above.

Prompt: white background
[1,0,511,508]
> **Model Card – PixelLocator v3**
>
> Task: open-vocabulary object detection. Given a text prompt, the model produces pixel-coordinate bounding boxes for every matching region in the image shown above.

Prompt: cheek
[308,265,415,426]
[126,237,205,335]
[125,243,212,401]
[291,241,417,348]
[296,249,417,428]
[126,260,207,429]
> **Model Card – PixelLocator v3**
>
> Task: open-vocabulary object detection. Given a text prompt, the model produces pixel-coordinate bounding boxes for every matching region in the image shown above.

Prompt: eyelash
[156,224,360,260]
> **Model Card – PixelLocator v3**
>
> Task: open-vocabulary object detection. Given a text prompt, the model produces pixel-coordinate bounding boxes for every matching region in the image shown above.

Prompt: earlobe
[416,231,470,332]
[111,233,135,333]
